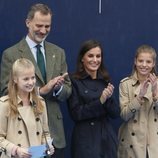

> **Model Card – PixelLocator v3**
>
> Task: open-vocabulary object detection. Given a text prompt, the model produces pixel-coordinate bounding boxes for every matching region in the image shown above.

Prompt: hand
[139,78,150,98]
[40,73,68,95]
[48,144,55,155]
[148,73,158,98]
[16,147,31,158]
[100,83,114,104]
[54,73,68,88]
[53,77,64,89]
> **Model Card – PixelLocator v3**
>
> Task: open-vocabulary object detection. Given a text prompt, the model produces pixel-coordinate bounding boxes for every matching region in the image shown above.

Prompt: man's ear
[25,19,30,28]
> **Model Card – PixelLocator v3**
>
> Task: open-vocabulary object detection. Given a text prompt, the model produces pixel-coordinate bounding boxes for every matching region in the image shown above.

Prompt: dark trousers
[51,147,65,158]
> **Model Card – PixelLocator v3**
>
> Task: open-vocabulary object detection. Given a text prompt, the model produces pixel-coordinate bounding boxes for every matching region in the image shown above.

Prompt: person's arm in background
[119,81,142,121]
[41,99,55,156]
[39,50,72,100]
[0,49,15,96]
[54,50,71,101]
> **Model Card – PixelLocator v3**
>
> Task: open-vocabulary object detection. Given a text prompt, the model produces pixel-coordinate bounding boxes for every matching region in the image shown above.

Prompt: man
[0,3,71,158]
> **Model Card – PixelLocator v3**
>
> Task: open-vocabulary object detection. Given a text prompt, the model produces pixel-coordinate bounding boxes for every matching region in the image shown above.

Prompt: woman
[118,45,158,158]
[0,58,54,158]
[67,39,120,158]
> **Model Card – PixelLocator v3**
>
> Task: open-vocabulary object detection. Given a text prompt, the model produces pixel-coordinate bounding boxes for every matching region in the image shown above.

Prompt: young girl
[0,58,54,158]
[118,45,158,158]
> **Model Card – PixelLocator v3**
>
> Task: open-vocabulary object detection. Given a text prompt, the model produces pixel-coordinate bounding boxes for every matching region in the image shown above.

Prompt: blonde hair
[8,58,44,117]
[132,44,157,75]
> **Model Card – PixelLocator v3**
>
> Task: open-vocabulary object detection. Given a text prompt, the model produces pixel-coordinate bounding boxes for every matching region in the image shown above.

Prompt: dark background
[1,1,158,157]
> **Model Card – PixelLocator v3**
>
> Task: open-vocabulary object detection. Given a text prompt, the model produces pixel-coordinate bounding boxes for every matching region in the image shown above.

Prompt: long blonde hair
[8,58,44,117]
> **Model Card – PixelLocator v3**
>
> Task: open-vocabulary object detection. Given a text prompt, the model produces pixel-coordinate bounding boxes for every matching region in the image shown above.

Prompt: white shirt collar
[25,35,44,48]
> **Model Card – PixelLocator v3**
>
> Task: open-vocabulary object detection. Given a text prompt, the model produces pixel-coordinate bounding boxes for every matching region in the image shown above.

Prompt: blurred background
[1,0,158,157]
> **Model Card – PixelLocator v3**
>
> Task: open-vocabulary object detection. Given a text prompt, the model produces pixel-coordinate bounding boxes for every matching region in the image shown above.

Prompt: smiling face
[135,52,155,80]
[14,68,36,96]
[26,11,51,44]
[82,46,101,78]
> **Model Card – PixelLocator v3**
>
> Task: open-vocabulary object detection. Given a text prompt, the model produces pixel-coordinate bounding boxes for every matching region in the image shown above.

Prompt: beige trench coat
[118,73,158,158]
[0,95,51,158]
[0,39,72,148]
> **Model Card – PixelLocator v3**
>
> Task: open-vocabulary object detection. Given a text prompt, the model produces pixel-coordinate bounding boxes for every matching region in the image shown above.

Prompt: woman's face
[135,52,155,78]
[14,68,36,95]
[82,46,101,76]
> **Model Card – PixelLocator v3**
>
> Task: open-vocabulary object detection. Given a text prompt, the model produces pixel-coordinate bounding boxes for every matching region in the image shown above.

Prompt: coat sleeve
[0,49,15,96]
[41,100,52,144]
[119,81,142,121]
[103,97,120,119]
[0,101,16,157]
[55,49,72,101]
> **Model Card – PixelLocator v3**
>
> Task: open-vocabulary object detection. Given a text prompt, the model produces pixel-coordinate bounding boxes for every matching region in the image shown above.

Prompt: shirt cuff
[52,85,63,96]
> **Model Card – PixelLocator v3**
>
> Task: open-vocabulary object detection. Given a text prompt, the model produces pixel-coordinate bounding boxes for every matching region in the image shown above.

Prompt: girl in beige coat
[118,45,158,158]
[0,58,54,158]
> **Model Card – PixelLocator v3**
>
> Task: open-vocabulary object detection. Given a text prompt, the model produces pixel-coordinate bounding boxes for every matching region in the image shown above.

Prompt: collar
[25,35,44,49]
[80,71,104,80]
[17,93,34,106]
[130,72,139,86]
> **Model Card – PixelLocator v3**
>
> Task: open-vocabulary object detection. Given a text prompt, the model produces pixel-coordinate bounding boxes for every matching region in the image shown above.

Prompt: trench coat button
[121,139,124,142]
[18,131,22,134]
[131,109,136,113]
[130,145,133,148]
[154,118,157,122]
[36,131,40,135]
[153,106,156,110]
[131,132,135,136]
[133,119,137,123]
[134,94,137,97]
[36,118,40,121]
[17,144,21,147]
[157,132,158,135]
[90,122,94,125]
[18,117,22,121]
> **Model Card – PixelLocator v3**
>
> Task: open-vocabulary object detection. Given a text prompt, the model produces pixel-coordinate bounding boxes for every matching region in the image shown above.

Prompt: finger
[58,78,65,83]
[61,72,68,78]
[108,83,114,88]
[103,91,108,97]
[57,80,64,86]
[144,82,149,89]
[149,73,157,82]
[149,75,154,82]
[107,86,114,93]
[104,89,112,97]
